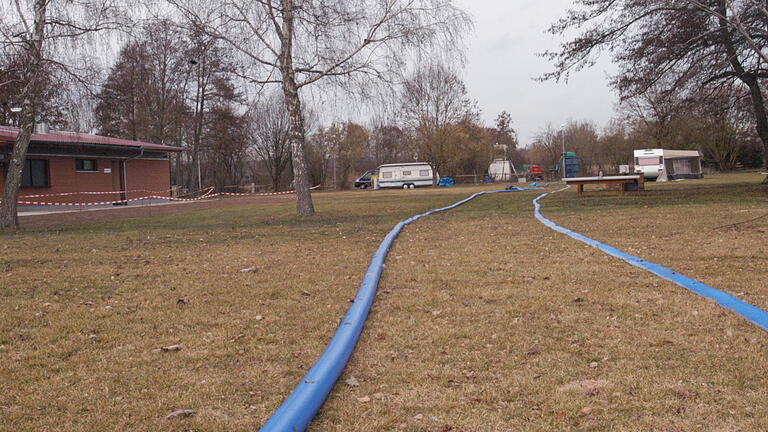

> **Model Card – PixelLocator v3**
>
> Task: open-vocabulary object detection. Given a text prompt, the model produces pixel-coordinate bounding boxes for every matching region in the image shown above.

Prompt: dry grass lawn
[1,173,766,431]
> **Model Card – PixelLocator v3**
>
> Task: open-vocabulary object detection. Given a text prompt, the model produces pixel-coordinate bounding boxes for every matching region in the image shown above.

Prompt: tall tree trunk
[0,0,46,230]
[717,1,768,183]
[280,0,315,216]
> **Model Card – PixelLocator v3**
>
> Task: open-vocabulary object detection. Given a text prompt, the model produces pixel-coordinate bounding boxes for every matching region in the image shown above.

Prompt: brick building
[0,126,181,203]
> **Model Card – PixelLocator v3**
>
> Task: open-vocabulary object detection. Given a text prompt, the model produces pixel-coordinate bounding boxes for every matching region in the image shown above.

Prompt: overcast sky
[455,0,619,147]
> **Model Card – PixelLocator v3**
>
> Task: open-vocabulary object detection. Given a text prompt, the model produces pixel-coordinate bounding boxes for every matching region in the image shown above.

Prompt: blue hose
[259,184,541,431]
[533,186,768,332]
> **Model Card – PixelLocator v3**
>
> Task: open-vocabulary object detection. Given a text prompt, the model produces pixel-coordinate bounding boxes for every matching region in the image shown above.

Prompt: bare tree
[184,29,238,190]
[494,111,517,149]
[248,92,292,191]
[401,62,476,185]
[598,119,635,170]
[367,122,412,166]
[323,121,368,189]
[528,124,563,167]
[168,0,472,215]
[0,0,127,229]
[205,103,248,190]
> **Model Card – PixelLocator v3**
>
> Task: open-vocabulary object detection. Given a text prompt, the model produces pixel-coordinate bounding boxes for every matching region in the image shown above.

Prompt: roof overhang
[0,127,181,152]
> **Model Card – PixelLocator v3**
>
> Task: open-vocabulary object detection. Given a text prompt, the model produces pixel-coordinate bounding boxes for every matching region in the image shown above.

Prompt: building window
[76,159,97,172]
[382,171,392,179]
[21,159,49,187]
[419,169,430,176]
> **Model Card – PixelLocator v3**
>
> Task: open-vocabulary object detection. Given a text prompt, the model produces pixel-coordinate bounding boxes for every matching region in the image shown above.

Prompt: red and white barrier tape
[219,185,321,196]
[14,185,320,206]
[19,186,176,199]
[19,195,157,206]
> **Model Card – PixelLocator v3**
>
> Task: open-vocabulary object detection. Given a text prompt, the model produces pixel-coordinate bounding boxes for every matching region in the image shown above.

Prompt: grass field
[1,172,766,431]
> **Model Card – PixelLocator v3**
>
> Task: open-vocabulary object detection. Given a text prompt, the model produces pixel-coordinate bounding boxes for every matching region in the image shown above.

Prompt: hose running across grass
[259,184,542,432]
[533,186,768,332]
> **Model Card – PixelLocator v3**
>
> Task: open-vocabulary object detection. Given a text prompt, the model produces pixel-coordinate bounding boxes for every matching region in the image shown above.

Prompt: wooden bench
[564,175,645,195]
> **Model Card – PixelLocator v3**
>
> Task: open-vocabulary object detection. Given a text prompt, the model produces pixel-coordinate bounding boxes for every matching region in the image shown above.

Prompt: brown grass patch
[1,175,767,431]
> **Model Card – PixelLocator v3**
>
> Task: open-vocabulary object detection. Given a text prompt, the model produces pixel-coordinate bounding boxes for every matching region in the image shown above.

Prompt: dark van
[353,169,378,189]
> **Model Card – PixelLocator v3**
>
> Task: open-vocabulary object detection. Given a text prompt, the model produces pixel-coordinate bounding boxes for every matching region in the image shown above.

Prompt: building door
[112,161,125,203]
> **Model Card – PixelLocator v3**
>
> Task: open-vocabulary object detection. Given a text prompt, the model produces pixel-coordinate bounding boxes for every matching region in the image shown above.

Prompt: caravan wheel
[402,184,409,189]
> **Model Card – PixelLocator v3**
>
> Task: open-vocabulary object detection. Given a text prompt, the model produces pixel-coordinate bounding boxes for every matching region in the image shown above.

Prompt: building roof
[0,126,182,152]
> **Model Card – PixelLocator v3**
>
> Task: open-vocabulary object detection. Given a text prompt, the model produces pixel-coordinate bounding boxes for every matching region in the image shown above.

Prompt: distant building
[0,126,181,203]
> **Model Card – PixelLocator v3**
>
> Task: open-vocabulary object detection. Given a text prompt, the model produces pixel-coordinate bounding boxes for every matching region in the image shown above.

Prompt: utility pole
[560,124,566,179]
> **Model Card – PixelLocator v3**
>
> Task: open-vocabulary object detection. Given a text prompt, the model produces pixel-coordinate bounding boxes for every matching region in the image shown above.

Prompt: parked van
[353,169,377,189]
[377,162,435,189]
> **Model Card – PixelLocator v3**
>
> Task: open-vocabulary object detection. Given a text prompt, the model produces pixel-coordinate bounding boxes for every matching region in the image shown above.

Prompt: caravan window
[381,171,392,179]
[419,169,429,176]
[636,157,662,166]
[402,170,412,176]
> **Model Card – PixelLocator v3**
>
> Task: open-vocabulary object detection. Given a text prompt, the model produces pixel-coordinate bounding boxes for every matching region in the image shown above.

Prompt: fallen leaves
[164,409,197,420]
[556,379,611,394]
[673,386,699,400]
[523,345,542,355]
[239,266,257,273]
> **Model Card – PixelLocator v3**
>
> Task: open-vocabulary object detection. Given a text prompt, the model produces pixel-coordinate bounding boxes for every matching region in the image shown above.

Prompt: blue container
[438,177,454,187]
[561,154,580,178]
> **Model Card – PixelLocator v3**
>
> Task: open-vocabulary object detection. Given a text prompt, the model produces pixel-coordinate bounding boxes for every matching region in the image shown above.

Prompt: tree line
[0,0,474,229]
[541,0,768,181]
[526,83,764,173]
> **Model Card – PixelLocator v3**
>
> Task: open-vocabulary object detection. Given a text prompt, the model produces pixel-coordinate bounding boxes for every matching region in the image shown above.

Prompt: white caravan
[377,162,435,189]
[633,148,703,180]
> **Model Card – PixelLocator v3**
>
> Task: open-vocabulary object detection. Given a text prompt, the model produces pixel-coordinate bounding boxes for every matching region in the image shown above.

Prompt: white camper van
[634,149,703,181]
[377,162,434,189]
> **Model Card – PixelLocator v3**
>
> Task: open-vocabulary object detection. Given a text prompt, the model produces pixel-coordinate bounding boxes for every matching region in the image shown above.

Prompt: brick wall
[0,155,171,204]
[123,158,172,200]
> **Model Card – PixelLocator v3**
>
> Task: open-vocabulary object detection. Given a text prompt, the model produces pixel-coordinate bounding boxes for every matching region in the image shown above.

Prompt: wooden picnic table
[563,175,645,195]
